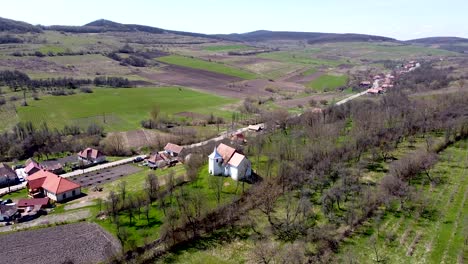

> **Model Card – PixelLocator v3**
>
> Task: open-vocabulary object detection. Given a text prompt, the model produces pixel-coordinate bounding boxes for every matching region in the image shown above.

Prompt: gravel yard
[0,222,121,264]
[69,164,142,188]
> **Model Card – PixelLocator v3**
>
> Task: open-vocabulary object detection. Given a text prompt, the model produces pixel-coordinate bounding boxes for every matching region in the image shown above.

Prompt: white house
[27,170,81,202]
[208,143,252,181]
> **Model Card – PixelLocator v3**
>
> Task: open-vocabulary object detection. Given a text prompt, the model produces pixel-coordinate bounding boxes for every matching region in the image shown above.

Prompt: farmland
[157,55,257,79]
[306,74,348,92]
[203,45,251,52]
[0,222,121,264]
[16,87,236,131]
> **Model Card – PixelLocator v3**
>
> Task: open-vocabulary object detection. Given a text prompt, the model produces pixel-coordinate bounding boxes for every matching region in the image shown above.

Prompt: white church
[208,143,252,181]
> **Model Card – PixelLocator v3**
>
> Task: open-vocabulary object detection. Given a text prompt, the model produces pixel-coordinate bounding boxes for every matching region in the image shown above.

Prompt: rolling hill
[215,30,396,43]
[407,36,468,45]
[0,17,42,33]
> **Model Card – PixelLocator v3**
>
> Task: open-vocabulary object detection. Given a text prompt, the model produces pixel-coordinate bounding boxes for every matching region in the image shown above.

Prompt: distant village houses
[209,143,252,181]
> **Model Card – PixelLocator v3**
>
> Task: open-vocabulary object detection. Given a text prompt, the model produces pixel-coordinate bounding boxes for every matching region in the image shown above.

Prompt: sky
[1,0,467,40]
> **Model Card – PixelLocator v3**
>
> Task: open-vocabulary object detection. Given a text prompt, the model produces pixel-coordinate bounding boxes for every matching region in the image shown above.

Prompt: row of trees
[0,70,131,92]
[0,122,104,161]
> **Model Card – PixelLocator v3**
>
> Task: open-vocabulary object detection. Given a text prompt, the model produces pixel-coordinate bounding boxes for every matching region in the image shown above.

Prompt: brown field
[282,71,324,84]
[110,129,175,150]
[138,65,248,98]
[0,222,121,264]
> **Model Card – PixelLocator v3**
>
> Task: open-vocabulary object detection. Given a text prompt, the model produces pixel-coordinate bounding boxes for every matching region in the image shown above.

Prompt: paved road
[60,155,147,178]
[184,126,255,149]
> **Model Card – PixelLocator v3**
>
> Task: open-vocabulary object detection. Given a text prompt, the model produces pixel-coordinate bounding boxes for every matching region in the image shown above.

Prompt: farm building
[208,143,252,181]
[231,132,246,143]
[78,148,106,165]
[0,163,18,187]
[0,204,18,222]
[164,143,184,157]
[17,198,50,212]
[27,171,81,202]
[147,153,168,169]
[25,158,63,175]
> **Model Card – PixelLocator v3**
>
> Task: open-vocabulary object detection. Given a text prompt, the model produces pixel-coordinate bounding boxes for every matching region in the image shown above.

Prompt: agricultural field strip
[436,145,468,263]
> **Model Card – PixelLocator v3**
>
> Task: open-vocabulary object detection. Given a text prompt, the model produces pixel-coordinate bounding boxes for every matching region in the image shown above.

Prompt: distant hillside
[215,30,396,43]
[0,17,41,33]
[407,37,468,53]
[407,37,468,45]
[47,19,219,40]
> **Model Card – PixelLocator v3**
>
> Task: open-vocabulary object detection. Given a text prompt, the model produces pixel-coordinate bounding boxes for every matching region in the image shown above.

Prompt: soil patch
[69,164,142,188]
[0,222,121,264]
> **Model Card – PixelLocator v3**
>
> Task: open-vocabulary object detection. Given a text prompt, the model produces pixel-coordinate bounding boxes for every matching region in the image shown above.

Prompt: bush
[0,97,6,105]
[80,87,93,93]
[34,51,45,57]
[10,96,18,101]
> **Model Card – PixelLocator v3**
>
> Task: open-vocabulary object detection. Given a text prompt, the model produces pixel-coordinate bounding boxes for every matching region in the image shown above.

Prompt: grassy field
[16,87,236,132]
[203,45,251,52]
[338,139,468,263]
[258,49,345,67]
[157,55,257,79]
[306,74,348,92]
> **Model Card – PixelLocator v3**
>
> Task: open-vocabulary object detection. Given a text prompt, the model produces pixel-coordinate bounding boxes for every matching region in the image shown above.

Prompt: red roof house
[17,198,50,209]
[26,170,81,202]
[164,143,184,157]
[78,148,106,164]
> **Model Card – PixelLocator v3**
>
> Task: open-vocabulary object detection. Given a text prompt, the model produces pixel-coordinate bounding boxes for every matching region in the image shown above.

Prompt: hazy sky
[1,0,467,40]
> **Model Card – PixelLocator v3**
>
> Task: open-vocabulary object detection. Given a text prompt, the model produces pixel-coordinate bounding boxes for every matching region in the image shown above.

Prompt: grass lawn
[203,45,251,52]
[306,74,348,92]
[1,187,29,201]
[17,87,236,132]
[157,55,257,79]
[302,68,317,76]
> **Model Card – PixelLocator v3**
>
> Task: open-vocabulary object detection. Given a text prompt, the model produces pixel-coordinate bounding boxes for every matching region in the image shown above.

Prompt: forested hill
[215,30,397,43]
[0,17,42,33]
[407,37,468,45]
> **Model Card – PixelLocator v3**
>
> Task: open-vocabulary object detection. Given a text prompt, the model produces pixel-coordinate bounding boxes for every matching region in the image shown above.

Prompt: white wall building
[208,143,252,181]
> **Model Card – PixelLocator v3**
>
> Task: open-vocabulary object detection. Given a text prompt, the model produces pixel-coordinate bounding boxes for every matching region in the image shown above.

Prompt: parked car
[133,157,144,163]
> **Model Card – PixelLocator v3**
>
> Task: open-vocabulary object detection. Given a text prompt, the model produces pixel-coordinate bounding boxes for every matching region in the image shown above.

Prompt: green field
[203,45,251,52]
[306,74,348,92]
[17,87,236,131]
[157,55,257,79]
[338,139,468,263]
[258,49,345,67]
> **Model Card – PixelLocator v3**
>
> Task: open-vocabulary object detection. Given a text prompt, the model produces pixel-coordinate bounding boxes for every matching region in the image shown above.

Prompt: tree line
[0,70,131,91]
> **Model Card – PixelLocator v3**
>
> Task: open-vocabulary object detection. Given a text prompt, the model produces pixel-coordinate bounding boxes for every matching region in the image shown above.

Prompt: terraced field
[339,139,468,263]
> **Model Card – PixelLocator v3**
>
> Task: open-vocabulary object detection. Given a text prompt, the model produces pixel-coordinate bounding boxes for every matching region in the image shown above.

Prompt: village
[0,62,423,226]
[0,124,263,225]
[360,60,421,95]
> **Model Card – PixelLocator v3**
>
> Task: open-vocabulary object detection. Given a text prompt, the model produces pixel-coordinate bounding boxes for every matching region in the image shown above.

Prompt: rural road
[184,126,255,149]
[335,79,379,105]
[0,209,91,233]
